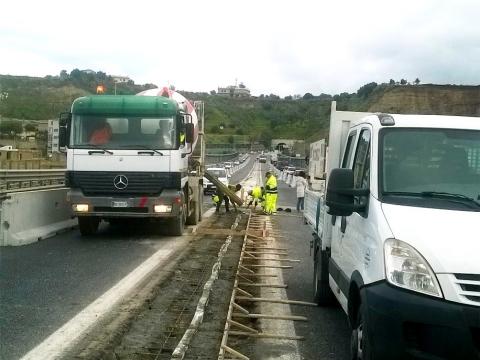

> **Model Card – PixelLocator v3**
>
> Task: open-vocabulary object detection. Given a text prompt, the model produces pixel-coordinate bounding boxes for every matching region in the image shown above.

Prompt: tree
[59,70,69,80]
[24,123,37,132]
[357,82,377,98]
[389,79,395,85]
[284,95,293,100]
[228,135,235,144]
[210,90,216,95]
[0,120,22,134]
[303,92,314,100]
[400,79,407,85]
[414,78,420,85]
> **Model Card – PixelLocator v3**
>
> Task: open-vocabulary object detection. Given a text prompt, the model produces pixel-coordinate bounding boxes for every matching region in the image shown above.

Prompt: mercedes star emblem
[113,175,128,190]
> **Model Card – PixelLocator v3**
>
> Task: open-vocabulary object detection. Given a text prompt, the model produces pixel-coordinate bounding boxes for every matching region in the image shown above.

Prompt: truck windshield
[70,115,177,150]
[381,128,480,209]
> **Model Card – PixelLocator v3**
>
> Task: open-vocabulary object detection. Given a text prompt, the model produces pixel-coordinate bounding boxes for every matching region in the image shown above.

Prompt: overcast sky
[1,0,479,96]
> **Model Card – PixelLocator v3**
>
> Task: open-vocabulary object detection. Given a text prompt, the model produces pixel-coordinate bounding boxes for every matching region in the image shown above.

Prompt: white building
[48,119,60,154]
[217,82,250,98]
[112,75,132,83]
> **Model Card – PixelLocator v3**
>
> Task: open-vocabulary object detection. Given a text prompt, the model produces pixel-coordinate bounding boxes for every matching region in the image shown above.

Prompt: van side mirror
[185,123,194,143]
[326,168,369,216]
[58,112,71,148]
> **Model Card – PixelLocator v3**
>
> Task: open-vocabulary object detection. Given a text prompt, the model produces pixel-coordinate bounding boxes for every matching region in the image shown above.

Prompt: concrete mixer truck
[58,87,205,236]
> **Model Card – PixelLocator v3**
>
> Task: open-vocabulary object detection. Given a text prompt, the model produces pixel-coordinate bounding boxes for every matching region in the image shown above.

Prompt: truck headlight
[73,204,89,212]
[384,239,442,298]
[154,204,172,213]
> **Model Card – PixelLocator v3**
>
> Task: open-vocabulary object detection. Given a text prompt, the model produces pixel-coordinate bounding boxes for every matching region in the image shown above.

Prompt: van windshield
[381,128,480,209]
[70,115,177,150]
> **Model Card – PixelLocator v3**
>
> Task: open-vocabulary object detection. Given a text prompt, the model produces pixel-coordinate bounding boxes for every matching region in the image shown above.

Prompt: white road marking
[20,239,187,360]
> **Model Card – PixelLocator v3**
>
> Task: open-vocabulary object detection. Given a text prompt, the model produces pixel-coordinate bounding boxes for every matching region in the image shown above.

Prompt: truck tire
[198,187,203,222]
[351,302,372,360]
[78,216,99,236]
[313,241,335,306]
[169,199,186,236]
[186,200,199,225]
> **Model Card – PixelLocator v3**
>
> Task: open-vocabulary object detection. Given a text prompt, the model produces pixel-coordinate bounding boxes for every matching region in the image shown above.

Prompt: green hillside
[1,73,479,148]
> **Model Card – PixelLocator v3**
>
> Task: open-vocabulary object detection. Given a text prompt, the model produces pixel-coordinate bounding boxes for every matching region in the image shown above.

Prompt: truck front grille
[69,171,181,196]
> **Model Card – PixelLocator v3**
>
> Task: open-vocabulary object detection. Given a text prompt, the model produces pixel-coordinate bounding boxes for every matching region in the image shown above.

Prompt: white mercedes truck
[59,87,205,236]
[305,101,480,359]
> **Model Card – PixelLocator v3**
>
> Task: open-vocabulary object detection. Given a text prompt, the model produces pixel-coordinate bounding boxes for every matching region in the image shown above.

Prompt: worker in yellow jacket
[264,171,278,214]
[247,185,263,210]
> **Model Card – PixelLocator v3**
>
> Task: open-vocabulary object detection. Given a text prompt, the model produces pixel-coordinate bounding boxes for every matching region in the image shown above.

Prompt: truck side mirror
[58,112,71,148]
[185,123,194,143]
[326,168,369,216]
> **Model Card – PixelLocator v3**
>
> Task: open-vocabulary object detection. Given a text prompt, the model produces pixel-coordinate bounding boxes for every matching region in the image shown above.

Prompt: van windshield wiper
[421,191,480,208]
[383,191,480,209]
[121,144,163,156]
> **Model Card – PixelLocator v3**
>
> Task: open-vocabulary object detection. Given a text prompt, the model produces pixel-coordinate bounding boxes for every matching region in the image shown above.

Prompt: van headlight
[384,239,442,298]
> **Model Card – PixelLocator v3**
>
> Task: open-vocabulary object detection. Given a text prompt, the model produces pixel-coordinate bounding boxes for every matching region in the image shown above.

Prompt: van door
[330,130,358,299]
[338,127,372,285]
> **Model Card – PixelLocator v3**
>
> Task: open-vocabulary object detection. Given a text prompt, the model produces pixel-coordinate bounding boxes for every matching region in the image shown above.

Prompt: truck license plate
[112,201,128,208]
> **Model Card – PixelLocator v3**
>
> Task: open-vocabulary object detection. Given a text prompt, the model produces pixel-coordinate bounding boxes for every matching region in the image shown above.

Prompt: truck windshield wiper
[383,191,480,209]
[421,191,480,208]
[85,144,113,154]
[121,144,163,156]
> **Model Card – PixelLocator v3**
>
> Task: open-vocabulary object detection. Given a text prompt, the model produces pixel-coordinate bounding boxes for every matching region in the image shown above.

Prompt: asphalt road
[262,163,351,360]
[0,155,255,360]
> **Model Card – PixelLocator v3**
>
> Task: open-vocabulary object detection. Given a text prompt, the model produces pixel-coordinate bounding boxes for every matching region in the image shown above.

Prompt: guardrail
[0,169,66,194]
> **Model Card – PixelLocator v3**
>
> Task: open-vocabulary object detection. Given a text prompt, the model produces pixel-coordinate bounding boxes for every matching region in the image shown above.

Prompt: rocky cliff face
[368,85,480,116]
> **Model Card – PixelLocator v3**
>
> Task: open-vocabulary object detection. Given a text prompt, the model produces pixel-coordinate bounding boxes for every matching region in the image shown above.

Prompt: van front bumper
[362,281,480,359]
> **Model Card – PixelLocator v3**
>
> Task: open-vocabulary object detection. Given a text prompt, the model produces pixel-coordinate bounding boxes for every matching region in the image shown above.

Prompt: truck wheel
[78,216,99,236]
[169,202,186,236]
[313,242,335,306]
[198,188,203,222]
[186,200,199,225]
[351,302,372,360]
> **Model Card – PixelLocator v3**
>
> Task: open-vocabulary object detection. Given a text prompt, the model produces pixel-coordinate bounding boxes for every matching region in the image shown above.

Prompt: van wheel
[351,302,371,360]
[78,216,99,236]
[313,243,335,306]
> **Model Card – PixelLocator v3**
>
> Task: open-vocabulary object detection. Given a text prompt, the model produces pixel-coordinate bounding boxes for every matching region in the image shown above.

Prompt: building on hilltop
[217,81,250,98]
[112,75,132,83]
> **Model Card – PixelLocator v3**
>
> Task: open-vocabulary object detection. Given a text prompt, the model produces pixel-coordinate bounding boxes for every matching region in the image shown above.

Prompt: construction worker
[212,193,221,211]
[264,171,278,214]
[214,184,242,212]
[247,185,263,210]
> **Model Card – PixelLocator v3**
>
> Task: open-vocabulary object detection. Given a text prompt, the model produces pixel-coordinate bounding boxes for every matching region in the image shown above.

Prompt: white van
[306,102,480,359]
[203,167,229,194]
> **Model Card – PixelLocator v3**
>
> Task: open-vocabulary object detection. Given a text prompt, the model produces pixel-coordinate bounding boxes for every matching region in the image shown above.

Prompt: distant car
[204,167,229,194]
[259,156,267,163]
[234,160,240,165]
[224,162,233,169]
[294,169,306,177]
[285,166,296,175]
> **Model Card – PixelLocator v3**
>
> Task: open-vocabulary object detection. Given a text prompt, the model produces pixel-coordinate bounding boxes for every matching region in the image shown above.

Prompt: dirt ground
[64,211,247,360]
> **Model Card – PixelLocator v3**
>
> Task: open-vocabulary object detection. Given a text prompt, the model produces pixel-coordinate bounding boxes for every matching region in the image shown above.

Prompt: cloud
[1,0,479,96]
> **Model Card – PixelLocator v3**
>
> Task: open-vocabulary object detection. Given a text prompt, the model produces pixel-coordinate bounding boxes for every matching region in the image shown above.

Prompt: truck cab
[59,93,203,236]
[313,103,480,359]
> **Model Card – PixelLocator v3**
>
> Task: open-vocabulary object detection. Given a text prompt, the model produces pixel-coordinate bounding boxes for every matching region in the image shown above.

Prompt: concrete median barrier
[0,188,77,246]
